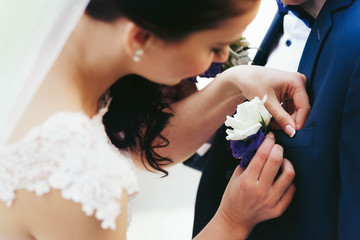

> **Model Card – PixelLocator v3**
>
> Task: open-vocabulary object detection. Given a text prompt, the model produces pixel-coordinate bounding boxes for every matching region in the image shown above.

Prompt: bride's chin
[169,79,184,86]
[155,78,184,86]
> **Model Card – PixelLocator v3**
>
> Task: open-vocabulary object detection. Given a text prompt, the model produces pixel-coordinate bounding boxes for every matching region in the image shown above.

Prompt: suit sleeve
[183,145,210,171]
[338,57,360,239]
[183,130,217,171]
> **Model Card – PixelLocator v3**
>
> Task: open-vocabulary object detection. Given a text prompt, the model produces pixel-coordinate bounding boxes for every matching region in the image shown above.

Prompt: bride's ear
[123,21,154,59]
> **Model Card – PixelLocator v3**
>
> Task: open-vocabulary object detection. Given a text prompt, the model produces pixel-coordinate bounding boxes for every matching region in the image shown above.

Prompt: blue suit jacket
[190,0,360,239]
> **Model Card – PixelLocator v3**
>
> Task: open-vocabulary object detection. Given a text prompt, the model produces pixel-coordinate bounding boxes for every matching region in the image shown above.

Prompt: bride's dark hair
[86,0,257,175]
[102,76,174,176]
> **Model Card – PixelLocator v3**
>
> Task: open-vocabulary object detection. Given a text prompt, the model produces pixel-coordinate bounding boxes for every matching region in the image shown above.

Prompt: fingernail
[285,125,296,138]
[267,132,275,139]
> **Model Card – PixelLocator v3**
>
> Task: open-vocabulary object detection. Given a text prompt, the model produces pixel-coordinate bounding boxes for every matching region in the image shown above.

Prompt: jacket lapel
[253,11,284,66]
[298,0,354,87]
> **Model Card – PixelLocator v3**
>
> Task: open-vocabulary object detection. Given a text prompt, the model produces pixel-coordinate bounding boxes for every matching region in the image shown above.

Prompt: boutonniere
[225,95,272,169]
[186,37,252,83]
[221,37,252,71]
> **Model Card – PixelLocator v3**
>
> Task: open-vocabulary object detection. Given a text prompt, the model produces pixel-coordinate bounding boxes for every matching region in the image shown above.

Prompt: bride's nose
[213,47,229,63]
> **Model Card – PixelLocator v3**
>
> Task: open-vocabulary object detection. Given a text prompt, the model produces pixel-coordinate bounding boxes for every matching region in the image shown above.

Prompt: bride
[0,0,310,239]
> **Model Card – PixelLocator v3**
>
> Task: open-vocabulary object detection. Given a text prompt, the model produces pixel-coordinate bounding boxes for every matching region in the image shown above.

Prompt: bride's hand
[214,132,295,238]
[218,65,311,137]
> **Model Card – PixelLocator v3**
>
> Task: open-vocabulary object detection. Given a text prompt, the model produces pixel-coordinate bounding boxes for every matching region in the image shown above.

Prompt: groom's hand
[216,132,295,237]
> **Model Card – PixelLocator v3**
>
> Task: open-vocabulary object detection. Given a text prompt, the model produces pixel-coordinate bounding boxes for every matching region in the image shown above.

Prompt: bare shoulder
[0,189,128,240]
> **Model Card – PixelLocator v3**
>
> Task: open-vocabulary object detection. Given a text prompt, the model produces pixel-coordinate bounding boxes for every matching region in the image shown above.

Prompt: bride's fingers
[294,104,310,130]
[271,158,295,199]
[290,78,311,130]
[283,97,309,130]
[270,108,300,131]
[265,97,296,138]
[245,133,275,179]
[270,99,297,130]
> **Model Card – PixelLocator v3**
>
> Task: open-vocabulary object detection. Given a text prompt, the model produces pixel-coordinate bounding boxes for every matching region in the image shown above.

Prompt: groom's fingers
[258,144,284,188]
[274,183,296,217]
[271,158,295,198]
[245,132,275,179]
[230,165,245,179]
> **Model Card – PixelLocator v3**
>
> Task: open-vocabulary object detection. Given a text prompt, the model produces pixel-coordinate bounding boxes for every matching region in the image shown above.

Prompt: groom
[187,0,360,239]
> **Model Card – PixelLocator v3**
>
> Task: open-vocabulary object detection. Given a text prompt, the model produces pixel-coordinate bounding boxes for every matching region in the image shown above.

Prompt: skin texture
[281,0,326,17]
[0,190,128,240]
[194,133,296,240]
[4,0,309,239]
[147,65,308,167]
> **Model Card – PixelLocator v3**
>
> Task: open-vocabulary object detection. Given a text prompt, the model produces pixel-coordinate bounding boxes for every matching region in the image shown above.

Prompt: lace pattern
[0,110,139,230]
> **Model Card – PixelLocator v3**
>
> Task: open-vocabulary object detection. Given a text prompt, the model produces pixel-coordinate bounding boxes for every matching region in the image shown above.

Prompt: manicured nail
[267,132,275,139]
[285,125,296,138]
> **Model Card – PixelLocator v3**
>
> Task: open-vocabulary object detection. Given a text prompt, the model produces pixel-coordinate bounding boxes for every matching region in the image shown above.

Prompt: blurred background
[127,1,277,239]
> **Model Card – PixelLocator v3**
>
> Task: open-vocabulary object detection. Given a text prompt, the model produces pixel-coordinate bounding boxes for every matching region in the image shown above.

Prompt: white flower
[229,51,251,66]
[222,38,252,70]
[225,95,272,141]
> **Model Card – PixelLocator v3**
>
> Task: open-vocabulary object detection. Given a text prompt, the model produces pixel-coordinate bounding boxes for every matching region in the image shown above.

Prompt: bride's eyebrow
[214,40,236,47]
[216,36,243,46]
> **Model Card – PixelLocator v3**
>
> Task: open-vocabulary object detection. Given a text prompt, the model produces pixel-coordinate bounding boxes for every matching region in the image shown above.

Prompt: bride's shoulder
[0,189,129,239]
[7,111,116,156]
[0,111,139,231]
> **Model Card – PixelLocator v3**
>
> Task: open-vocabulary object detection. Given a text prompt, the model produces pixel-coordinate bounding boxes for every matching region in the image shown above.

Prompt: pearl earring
[133,49,144,62]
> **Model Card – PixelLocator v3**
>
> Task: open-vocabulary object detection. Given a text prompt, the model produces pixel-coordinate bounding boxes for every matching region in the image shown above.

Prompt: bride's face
[281,0,310,5]
[137,2,260,86]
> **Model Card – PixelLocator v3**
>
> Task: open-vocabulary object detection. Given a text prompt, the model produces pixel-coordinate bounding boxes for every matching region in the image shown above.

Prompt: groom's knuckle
[254,187,266,199]
[239,177,250,189]
[283,167,295,182]
[257,150,268,162]
[263,197,275,208]
[269,145,283,162]
[272,207,283,218]
[269,155,282,166]
[274,144,284,154]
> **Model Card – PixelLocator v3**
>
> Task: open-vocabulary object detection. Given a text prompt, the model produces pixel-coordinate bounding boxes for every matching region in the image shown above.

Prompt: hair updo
[86,0,257,175]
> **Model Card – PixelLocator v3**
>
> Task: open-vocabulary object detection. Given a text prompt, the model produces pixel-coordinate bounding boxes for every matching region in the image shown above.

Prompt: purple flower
[186,62,223,82]
[230,128,265,169]
[225,95,271,169]
[201,62,223,78]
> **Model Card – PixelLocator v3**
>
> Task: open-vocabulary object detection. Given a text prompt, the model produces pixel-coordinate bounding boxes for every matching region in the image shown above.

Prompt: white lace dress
[0,108,139,230]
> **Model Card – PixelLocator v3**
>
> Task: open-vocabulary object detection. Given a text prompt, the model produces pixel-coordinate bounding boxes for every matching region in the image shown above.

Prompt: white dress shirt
[265,11,311,72]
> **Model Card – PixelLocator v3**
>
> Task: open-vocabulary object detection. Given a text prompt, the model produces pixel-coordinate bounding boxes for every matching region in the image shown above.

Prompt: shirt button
[286,39,292,47]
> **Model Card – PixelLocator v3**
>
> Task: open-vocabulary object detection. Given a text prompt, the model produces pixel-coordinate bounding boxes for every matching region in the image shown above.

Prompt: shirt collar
[276,0,315,28]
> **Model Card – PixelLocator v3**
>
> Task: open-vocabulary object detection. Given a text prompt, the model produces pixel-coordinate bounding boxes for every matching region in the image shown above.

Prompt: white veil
[0,0,90,145]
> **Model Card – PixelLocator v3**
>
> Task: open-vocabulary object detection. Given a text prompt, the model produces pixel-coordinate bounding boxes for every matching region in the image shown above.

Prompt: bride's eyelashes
[211,46,228,57]
[212,47,224,55]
